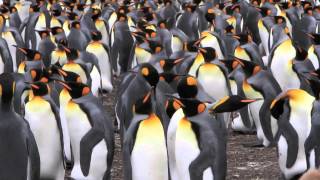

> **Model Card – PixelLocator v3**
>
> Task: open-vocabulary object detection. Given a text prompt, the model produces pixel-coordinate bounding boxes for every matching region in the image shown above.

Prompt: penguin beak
[58,69,67,77]
[62,46,71,53]
[55,80,72,91]
[174,58,184,64]
[143,91,152,103]
[210,95,259,113]
[198,48,207,54]
[13,45,27,55]
[164,94,186,107]
[194,36,206,46]
[30,84,40,90]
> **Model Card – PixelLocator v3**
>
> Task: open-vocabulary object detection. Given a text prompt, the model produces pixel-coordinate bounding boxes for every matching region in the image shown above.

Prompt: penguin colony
[0,0,319,179]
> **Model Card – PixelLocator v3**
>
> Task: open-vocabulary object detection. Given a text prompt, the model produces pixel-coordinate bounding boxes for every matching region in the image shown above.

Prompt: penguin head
[0,5,9,15]
[36,29,50,39]
[145,29,157,39]
[305,77,320,100]
[139,63,159,87]
[29,69,50,83]
[157,20,167,29]
[159,58,184,72]
[117,13,127,22]
[205,9,215,23]
[294,46,308,61]
[59,81,91,99]
[91,7,101,21]
[91,31,102,41]
[16,47,42,61]
[279,2,292,10]
[131,31,146,44]
[274,16,286,25]
[198,47,217,62]
[184,39,201,52]
[159,72,180,83]
[171,97,206,117]
[30,81,50,97]
[225,25,235,34]
[0,73,15,105]
[76,3,86,12]
[63,47,79,61]
[307,33,320,45]
[54,67,82,83]
[234,34,251,45]
[210,95,257,113]
[29,3,40,13]
[184,3,197,13]
[258,7,272,17]
[70,21,81,29]
[66,11,79,21]
[51,27,64,35]
[165,98,181,118]
[133,90,154,115]
[55,39,67,50]
[177,76,198,98]
[148,40,163,54]
[51,3,62,16]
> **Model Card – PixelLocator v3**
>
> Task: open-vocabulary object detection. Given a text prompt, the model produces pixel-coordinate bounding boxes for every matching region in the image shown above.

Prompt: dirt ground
[103,79,281,180]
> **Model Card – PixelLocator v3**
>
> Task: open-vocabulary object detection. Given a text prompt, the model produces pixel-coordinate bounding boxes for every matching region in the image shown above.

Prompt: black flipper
[27,128,40,180]
[80,128,104,176]
[279,104,299,169]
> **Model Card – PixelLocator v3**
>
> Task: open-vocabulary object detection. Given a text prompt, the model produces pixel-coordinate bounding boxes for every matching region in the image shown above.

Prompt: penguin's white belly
[278,111,312,179]
[66,102,108,179]
[271,58,299,91]
[24,98,64,179]
[175,119,213,180]
[229,80,237,95]
[35,34,41,51]
[167,109,184,180]
[131,115,168,180]
[197,65,228,100]
[86,44,113,92]
[135,47,151,64]
[90,66,102,96]
[2,32,17,71]
[258,22,269,55]
[171,36,183,53]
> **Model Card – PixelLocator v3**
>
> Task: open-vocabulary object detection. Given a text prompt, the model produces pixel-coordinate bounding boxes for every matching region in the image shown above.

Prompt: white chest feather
[131,114,168,180]
[66,101,108,180]
[24,97,64,179]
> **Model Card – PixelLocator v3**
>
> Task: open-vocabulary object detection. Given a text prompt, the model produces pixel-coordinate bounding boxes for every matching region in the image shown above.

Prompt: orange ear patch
[82,87,90,96]
[34,53,41,60]
[173,100,182,110]
[159,59,165,68]
[30,70,37,79]
[141,67,149,76]
[197,103,206,113]
[187,77,197,86]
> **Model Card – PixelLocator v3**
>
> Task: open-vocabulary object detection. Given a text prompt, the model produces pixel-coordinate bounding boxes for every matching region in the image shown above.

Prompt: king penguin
[123,89,168,180]
[86,31,113,93]
[59,81,114,180]
[24,81,66,180]
[271,89,315,179]
[0,73,40,180]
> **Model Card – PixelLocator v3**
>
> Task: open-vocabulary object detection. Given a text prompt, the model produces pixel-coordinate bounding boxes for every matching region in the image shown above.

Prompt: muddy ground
[103,79,281,180]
